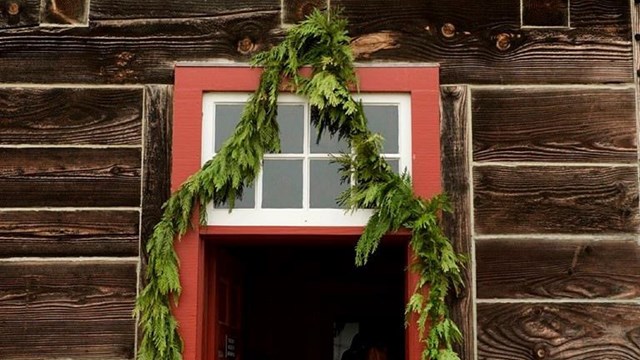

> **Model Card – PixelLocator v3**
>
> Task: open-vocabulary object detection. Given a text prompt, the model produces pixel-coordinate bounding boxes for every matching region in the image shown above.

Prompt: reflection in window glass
[262,160,303,208]
[215,104,244,152]
[219,184,255,209]
[276,105,305,154]
[364,105,399,153]
[310,160,348,208]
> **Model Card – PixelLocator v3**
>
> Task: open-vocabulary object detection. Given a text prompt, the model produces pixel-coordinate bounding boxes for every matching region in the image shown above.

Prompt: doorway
[205,244,406,360]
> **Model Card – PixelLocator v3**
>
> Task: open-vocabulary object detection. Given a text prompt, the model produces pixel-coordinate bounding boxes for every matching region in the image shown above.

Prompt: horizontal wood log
[283,0,326,24]
[0,148,141,207]
[0,0,40,28]
[0,87,142,145]
[476,239,640,299]
[89,0,278,20]
[41,0,88,25]
[0,11,281,84]
[335,0,632,84]
[0,210,139,256]
[472,88,637,163]
[522,0,568,27]
[474,166,639,234]
[0,261,136,359]
[441,85,473,359]
[478,303,640,359]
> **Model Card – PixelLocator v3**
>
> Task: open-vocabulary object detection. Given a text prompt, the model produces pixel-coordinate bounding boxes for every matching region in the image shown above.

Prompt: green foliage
[135,9,465,360]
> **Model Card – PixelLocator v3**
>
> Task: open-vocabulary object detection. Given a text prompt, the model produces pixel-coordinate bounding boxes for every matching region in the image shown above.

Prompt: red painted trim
[172,65,440,360]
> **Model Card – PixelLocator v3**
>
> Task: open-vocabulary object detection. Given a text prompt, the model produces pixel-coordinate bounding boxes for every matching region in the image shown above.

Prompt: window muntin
[202,93,411,226]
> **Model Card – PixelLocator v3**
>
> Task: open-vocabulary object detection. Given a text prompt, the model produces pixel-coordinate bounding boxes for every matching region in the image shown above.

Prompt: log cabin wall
[0,0,638,359]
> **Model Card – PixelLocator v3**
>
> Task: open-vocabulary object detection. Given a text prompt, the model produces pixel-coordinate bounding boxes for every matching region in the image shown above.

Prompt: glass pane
[310,111,349,154]
[215,104,244,152]
[388,159,400,174]
[363,105,399,153]
[310,160,348,209]
[218,184,255,209]
[262,160,303,208]
[276,105,304,154]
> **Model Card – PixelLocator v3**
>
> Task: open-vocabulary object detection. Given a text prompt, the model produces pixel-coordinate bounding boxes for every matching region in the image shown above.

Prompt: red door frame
[172,64,441,360]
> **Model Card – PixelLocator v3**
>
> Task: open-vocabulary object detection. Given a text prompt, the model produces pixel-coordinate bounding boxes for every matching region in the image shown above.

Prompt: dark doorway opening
[208,244,406,360]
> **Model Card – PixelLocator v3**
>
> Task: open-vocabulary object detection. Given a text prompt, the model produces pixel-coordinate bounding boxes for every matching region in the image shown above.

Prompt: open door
[206,248,243,360]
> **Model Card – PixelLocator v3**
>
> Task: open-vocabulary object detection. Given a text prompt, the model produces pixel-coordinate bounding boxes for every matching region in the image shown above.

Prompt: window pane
[262,160,303,208]
[364,105,399,153]
[215,104,244,152]
[310,160,348,209]
[276,105,304,154]
[310,111,349,154]
[218,184,255,209]
[388,159,400,174]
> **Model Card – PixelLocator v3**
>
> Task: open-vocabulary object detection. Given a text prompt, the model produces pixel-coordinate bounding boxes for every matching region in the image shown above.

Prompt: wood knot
[237,36,257,55]
[533,344,548,359]
[7,2,20,16]
[441,23,456,38]
[495,33,512,51]
[116,51,135,67]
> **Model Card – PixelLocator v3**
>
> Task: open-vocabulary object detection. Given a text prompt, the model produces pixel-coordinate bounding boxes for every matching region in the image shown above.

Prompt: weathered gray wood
[477,239,640,299]
[0,11,281,84]
[0,87,142,145]
[0,261,137,359]
[0,148,141,207]
[90,0,279,20]
[0,210,139,256]
[474,166,639,234]
[441,85,473,359]
[477,303,640,359]
[472,88,637,163]
[335,0,632,84]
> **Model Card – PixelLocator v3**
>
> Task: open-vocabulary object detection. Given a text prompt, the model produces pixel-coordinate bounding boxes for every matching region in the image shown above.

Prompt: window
[202,93,411,226]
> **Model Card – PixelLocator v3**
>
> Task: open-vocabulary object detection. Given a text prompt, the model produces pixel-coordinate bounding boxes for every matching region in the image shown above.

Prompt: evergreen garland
[135,9,465,360]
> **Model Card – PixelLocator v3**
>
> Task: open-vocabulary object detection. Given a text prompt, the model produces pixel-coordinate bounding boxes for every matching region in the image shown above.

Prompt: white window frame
[202,92,412,226]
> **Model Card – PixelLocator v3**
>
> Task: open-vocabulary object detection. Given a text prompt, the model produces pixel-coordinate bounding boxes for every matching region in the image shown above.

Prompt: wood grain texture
[41,0,88,25]
[476,239,640,299]
[0,210,139,256]
[283,0,326,24]
[0,87,142,145]
[0,261,136,359]
[440,86,473,359]
[474,166,639,234]
[335,0,632,84]
[0,11,280,84]
[522,0,569,27]
[472,88,637,163]
[89,0,278,20]
[140,85,172,279]
[477,303,640,360]
[0,148,141,207]
[0,0,40,28]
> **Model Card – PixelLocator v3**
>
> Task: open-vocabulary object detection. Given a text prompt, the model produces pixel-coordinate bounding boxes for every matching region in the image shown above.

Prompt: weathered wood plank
[0,210,139,256]
[0,0,40,28]
[0,87,142,145]
[0,11,280,84]
[477,303,640,359]
[472,88,637,163]
[41,0,88,25]
[522,0,569,27]
[89,0,279,20]
[440,85,473,359]
[477,239,640,299]
[140,85,172,281]
[283,0,326,24]
[0,148,141,207]
[0,261,136,359]
[336,0,632,84]
[474,166,639,234]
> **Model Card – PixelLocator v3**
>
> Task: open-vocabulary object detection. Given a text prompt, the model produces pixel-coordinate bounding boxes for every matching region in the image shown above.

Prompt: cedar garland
[135,10,465,360]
